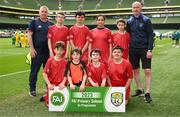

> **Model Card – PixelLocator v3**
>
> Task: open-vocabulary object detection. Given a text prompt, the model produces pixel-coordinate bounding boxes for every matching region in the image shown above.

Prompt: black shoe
[144,93,152,103]
[40,96,45,102]
[29,91,36,97]
[132,89,145,97]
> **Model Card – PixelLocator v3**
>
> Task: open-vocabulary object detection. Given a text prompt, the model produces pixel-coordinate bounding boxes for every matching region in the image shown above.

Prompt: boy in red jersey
[48,11,69,58]
[89,15,112,64]
[108,46,133,105]
[69,12,91,63]
[65,48,87,91]
[112,19,130,59]
[87,49,107,87]
[43,41,67,107]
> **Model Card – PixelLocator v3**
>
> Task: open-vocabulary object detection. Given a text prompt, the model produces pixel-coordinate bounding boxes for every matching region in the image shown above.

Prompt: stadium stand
[0,0,180,10]
[0,0,180,28]
[61,0,82,10]
[0,16,29,24]
[100,0,120,9]
[83,0,99,10]
[38,0,59,10]
[119,0,135,8]
[144,0,165,7]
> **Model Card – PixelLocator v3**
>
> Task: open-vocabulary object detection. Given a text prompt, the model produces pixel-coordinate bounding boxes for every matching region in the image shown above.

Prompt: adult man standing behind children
[126,1,154,103]
[28,6,53,97]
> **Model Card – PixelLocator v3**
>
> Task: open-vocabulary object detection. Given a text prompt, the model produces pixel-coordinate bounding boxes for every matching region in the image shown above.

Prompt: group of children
[43,11,133,107]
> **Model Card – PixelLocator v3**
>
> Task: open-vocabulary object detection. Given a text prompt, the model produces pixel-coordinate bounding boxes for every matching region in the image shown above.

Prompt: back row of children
[43,11,132,106]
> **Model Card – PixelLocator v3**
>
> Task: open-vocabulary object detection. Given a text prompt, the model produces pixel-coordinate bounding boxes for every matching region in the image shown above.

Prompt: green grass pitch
[0,37,180,116]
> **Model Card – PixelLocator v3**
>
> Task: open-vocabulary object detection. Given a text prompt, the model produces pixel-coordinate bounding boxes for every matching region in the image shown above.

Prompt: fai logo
[51,92,65,106]
[111,92,123,107]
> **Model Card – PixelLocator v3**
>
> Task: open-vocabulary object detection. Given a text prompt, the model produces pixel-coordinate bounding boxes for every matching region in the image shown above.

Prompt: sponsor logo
[38,25,42,28]
[111,92,123,107]
[51,92,65,106]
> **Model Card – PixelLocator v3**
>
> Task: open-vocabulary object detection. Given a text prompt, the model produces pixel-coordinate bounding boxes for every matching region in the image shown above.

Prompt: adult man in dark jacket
[127,1,154,103]
[28,6,53,97]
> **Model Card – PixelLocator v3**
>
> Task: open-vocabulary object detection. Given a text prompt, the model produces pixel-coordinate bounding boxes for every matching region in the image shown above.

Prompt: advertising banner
[49,87,125,112]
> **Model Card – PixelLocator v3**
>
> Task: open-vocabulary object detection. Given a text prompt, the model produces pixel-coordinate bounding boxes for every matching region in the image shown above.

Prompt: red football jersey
[69,24,91,61]
[108,59,133,86]
[91,27,112,64]
[43,57,67,85]
[112,32,130,59]
[87,63,107,86]
[48,25,69,50]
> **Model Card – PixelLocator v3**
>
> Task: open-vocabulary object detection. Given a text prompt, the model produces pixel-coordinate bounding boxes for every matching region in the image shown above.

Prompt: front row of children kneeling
[43,41,133,107]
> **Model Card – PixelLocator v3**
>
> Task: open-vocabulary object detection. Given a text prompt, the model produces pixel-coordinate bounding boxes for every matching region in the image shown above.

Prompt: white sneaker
[29,91,36,97]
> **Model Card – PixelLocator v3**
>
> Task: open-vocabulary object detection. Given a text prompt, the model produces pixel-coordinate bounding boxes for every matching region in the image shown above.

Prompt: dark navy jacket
[28,18,53,54]
[127,14,154,50]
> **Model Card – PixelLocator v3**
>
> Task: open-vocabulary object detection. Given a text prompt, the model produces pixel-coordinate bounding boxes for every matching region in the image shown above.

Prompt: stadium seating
[38,0,59,10]
[82,0,99,10]
[170,0,180,5]
[0,16,29,24]
[60,0,81,10]
[0,0,180,10]
[144,0,167,7]
[0,0,179,26]
[119,0,135,8]
[99,0,119,9]
[166,17,180,23]
[0,0,38,9]
[1,16,178,25]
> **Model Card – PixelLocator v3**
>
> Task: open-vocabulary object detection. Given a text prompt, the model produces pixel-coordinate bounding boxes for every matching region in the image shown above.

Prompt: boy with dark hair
[87,49,107,87]
[43,41,67,107]
[108,45,133,105]
[69,11,91,63]
[65,48,87,91]
[112,18,130,59]
[90,15,112,65]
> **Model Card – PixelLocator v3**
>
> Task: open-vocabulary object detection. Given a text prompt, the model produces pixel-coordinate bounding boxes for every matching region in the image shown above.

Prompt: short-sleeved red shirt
[43,57,67,85]
[69,24,91,61]
[112,32,130,59]
[91,27,112,64]
[87,63,107,86]
[48,25,69,52]
[108,59,133,86]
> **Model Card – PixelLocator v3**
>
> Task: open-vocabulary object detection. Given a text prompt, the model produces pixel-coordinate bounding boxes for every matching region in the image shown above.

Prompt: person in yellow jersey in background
[15,29,20,47]
[21,30,28,48]
[24,30,28,47]
[19,31,24,47]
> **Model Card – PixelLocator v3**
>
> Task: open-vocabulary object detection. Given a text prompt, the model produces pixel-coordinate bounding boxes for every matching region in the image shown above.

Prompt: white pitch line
[0,70,30,78]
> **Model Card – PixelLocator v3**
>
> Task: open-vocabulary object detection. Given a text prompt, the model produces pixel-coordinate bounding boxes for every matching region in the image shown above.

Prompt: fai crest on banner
[111,92,123,107]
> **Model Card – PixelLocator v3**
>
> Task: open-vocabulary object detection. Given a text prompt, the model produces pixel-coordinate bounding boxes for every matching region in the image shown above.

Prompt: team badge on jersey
[38,25,42,29]
[139,23,144,28]
[111,92,123,107]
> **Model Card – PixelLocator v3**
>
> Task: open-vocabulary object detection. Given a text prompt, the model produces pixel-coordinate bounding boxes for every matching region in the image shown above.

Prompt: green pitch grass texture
[0,37,180,116]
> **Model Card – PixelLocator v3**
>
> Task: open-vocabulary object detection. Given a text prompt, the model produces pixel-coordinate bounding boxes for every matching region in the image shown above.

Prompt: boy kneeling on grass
[43,41,67,107]
[87,49,107,87]
[65,48,87,92]
[108,45,133,105]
